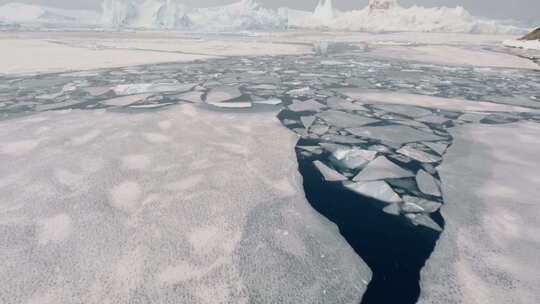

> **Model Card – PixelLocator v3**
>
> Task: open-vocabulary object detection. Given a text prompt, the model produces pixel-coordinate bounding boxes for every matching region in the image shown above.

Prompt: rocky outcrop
[519,28,540,40]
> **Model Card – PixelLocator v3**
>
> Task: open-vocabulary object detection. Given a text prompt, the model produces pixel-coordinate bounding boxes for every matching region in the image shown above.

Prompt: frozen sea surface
[0,104,370,304]
[418,122,540,304]
[0,34,539,304]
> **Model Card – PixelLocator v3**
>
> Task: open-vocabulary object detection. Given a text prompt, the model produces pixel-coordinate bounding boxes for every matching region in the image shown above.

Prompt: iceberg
[290,0,524,34]
[0,2,99,26]
[102,0,287,31]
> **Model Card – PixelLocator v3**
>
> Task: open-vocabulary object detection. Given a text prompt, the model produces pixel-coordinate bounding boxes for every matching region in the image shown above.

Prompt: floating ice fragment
[206,86,242,104]
[313,161,348,182]
[422,142,448,155]
[209,102,252,109]
[402,202,425,213]
[353,156,414,182]
[397,146,442,163]
[417,115,452,125]
[176,91,203,103]
[403,196,442,213]
[310,124,330,135]
[288,99,326,112]
[382,202,401,215]
[301,116,316,129]
[416,170,441,197]
[100,94,151,106]
[318,110,379,128]
[406,214,443,232]
[347,125,444,144]
[326,97,367,111]
[114,82,195,95]
[253,98,282,105]
[287,87,312,96]
[372,104,432,118]
[329,147,377,170]
[344,180,402,203]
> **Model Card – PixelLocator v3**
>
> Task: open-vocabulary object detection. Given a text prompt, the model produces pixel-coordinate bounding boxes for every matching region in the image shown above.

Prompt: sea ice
[403,196,442,213]
[406,214,442,232]
[205,86,242,104]
[300,116,316,129]
[353,156,414,181]
[175,91,203,103]
[329,147,377,170]
[288,99,326,112]
[317,110,379,128]
[344,180,402,204]
[113,82,195,95]
[0,104,371,303]
[313,160,348,182]
[347,125,444,144]
[416,170,441,197]
[397,146,442,163]
[100,94,151,106]
[422,142,448,155]
[419,122,540,304]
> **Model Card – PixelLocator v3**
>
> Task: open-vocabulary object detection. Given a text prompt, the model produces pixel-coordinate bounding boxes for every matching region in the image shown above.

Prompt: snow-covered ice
[419,122,540,304]
[313,160,348,182]
[0,104,371,303]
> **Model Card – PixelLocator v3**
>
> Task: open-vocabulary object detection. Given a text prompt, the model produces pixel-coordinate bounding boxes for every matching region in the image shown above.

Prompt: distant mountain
[0,2,98,26]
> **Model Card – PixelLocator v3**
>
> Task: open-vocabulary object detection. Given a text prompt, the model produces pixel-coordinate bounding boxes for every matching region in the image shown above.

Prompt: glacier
[0,0,529,34]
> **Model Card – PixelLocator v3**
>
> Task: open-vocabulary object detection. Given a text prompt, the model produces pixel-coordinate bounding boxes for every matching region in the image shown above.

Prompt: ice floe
[353,156,414,181]
[344,180,402,204]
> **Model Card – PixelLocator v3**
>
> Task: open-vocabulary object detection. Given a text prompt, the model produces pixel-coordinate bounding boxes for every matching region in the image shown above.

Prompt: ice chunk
[113,82,194,95]
[100,94,151,106]
[397,146,442,163]
[402,202,425,213]
[326,97,367,111]
[422,142,448,155]
[372,104,432,118]
[288,99,326,112]
[209,102,252,109]
[416,170,441,197]
[329,147,377,170]
[406,214,442,232]
[300,116,316,129]
[347,125,444,144]
[417,115,452,125]
[313,160,348,182]
[353,156,414,181]
[317,110,379,128]
[310,124,330,135]
[176,91,203,103]
[382,202,401,215]
[253,98,282,105]
[458,112,486,123]
[403,195,442,213]
[344,180,402,204]
[206,86,242,104]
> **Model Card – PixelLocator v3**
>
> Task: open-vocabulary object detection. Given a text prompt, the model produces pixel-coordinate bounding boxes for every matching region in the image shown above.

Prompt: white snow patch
[38,214,73,245]
[109,181,143,213]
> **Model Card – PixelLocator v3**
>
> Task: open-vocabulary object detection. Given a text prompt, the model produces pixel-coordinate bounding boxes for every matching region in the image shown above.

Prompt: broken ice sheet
[300,116,316,129]
[403,196,442,214]
[406,214,443,232]
[209,102,252,109]
[397,146,442,163]
[288,99,326,112]
[423,142,448,155]
[344,181,402,204]
[416,170,441,197]
[114,82,195,95]
[317,110,379,128]
[347,125,445,144]
[310,124,330,135]
[100,94,151,106]
[313,161,348,182]
[353,156,414,182]
[206,86,242,104]
[175,91,203,103]
[253,98,282,105]
[327,147,377,170]
[371,104,432,118]
[326,97,367,111]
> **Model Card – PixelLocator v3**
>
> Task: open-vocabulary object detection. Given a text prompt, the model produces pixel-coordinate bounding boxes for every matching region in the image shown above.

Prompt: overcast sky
[1,0,539,23]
